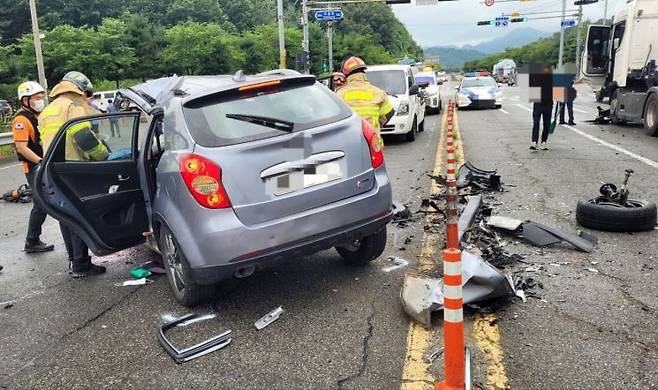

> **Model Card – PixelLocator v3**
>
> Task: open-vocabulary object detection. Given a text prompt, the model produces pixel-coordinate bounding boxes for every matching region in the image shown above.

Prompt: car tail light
[179,153,232,209]
[361,119,384,169]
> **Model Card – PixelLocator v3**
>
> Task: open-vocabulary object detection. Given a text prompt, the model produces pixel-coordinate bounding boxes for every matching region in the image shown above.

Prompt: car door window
[64,115,139,162]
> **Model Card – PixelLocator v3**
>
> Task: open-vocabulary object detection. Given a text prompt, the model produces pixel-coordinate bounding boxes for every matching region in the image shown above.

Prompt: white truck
[581,0,658,134]
[365,64,426,142]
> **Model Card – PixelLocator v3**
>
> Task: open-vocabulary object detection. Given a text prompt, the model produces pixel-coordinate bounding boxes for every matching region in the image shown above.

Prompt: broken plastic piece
[114,278,153,287]
[458,195,482,243]
[456,161,502,191]
[487,216,523,231]
[523,222,595,252]
[255,306,284,330]
[383,256,409,272]
[158,313,232,364]
[130,266,152,279]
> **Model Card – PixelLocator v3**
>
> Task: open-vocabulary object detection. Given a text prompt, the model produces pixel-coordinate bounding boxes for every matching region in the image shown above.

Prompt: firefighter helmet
[17,81,45,100]
[342,57,367,77]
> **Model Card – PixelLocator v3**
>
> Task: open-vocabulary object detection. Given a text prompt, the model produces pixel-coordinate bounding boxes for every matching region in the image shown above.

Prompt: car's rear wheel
[406,117,417,142]
[160,224,216,306]
[336,227,387,265]
[418,117,425,132]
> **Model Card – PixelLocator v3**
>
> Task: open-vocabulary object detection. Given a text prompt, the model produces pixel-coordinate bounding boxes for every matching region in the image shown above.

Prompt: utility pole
[575,5,583,74]
[28,0,48,103]
[558,0,567,69]
[302,0,310,74]
[603,0,608,23]
[327,21,334,73]
[277,0,287,69]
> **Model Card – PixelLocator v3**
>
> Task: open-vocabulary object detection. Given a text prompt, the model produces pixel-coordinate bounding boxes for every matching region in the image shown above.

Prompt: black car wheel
[336,227,387,265]
[160,224,216,306]
[576,198,657,232]
[405,117,417,142]
[610,91,624,125]
[643,93,658,136]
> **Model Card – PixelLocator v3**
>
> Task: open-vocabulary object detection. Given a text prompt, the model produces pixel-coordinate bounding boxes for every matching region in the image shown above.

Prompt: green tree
[96,18,136,88]
[121,13,167,81]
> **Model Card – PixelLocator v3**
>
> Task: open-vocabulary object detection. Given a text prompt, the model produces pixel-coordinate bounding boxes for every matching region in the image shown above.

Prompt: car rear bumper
[161,168,393,285]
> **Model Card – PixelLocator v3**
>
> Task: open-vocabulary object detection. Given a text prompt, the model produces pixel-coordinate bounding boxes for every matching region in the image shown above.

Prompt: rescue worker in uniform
[331,72,346,92]
[39,71,109,278]
[11,81,55,253]
[337,56,394,135]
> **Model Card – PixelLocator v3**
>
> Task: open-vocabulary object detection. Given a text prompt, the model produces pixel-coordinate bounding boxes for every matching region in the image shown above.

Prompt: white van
[91,90,118,112]
[365,64,426,142]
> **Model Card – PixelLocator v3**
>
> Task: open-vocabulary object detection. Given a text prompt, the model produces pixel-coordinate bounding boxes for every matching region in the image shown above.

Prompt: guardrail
[0,132,13,146]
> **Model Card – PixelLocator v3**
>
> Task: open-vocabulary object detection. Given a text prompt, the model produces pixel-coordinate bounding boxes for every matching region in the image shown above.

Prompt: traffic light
[321,60,329,73]
[510,17,528,22]
[477,20,493,26]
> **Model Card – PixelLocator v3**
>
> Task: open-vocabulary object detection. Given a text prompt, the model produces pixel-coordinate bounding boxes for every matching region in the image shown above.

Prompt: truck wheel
[336,227,387,265]
[643,94,658,136]
[610,91,624,125]
[576,198,657,232]
[160,224,216,306]
[405,117,417,142]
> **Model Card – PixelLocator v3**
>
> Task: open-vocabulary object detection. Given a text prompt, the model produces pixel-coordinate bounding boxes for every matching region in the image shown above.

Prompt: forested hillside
[0,0,422,97]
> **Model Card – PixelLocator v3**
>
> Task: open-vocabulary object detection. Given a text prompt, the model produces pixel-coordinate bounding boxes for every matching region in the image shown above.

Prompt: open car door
[581,25,611,91]
[34,112,149,256]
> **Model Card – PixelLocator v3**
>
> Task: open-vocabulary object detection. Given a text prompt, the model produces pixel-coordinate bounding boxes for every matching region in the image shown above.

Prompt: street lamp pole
[28,0,48,102]
[558,0,567,69]
[302,0,310,74]
[327,21,334,73]
[277,0,287,69]
[575,5,583,74]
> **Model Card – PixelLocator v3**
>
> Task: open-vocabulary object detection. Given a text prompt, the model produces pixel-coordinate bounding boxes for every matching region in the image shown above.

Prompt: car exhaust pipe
[234,266,256,279]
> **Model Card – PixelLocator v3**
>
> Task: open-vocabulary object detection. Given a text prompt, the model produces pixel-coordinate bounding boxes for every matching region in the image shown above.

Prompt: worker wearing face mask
[11,81,55,253]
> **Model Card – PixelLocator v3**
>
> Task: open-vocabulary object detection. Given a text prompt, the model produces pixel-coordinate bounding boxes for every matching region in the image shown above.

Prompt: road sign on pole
[561,18,577,27]
[485,0,495,6]
[494,16,510,26]
[314,9,344,22]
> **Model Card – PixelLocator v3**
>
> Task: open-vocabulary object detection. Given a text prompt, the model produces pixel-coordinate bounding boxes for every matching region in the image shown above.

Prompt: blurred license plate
[267,161,342,196]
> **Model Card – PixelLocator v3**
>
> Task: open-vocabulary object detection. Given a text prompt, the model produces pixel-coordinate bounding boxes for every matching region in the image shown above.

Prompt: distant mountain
[424,47,487,70]
[424,27,553,69]
[465,27,552,54]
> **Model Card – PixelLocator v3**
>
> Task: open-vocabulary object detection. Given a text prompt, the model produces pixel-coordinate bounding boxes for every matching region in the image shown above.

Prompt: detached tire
[576,199,657,232]
[160,225,216,306]
[336,227,387,265]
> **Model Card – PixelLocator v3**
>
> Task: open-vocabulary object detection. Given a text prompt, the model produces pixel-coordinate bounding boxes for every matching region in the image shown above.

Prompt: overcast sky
[392,0,627,47]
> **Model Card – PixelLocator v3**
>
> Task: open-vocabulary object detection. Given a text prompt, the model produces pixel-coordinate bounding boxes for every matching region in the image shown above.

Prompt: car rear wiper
[225,113,295,133]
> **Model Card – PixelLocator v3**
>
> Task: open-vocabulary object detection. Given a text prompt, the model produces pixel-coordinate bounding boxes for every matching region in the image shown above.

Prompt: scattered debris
[4,302,13,309]
[392,201,411,220]
[382,256,409,272]
[114,278,153,287]
[425,346,445,363]
[255,306,284,330]
[130,266,152,279]
[458,195,482,243]
[586,268,599,273]
[2,184,32,203]
[487,216,523,231]
[158,313,232,364]
[401,252,515,327]
[456,162,502,192]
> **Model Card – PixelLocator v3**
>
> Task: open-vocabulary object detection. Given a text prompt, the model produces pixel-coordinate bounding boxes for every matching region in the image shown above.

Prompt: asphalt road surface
[1,80,657,389]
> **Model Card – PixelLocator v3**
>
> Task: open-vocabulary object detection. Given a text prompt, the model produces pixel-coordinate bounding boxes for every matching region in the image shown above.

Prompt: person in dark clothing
[559,83,577,125]
[11,81,54,253]
[529,64,554,150]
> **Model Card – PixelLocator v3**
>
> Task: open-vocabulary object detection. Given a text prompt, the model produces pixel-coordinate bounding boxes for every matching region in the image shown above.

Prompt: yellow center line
[401,105,509,390]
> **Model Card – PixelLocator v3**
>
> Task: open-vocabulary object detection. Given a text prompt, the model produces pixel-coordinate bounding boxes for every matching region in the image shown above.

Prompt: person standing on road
[559,79,577,126]
[337,56,394,135]
[106,99,120,137]
[529,64,553,150]
[11,81,55,254]
[39,71,109,278]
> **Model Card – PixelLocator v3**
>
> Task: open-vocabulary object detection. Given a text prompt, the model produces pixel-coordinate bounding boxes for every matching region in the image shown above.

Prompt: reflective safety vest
[337,73,393,133]
[39,88,108,161]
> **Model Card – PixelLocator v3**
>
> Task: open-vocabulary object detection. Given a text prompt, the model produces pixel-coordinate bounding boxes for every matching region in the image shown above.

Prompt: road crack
[337,306,376,389]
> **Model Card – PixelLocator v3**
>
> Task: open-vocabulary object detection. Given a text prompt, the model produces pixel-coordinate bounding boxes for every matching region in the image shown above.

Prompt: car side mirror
[613,38,620,50]
[419,82,430,89]
[409,84,420,95]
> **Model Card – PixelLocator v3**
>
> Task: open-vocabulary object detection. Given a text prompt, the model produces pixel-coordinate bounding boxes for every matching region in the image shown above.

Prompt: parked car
[35,71,393,306]
[414,72,443,115]
[456,76,502,109]
[365,64,426,142]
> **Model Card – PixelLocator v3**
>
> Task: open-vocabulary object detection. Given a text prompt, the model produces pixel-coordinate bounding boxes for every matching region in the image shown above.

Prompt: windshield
[414,76,435,85]
[365,70,407,95]
[184,83,350,147]
[461,78,496,89]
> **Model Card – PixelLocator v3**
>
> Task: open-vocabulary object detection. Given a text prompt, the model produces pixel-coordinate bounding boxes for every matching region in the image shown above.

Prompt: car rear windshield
[461,78,496,88]
[365,70,407,96]
[183,82,351,147]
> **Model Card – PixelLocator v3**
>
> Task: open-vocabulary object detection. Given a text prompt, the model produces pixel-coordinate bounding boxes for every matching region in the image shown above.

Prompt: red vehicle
[476,69,491,77]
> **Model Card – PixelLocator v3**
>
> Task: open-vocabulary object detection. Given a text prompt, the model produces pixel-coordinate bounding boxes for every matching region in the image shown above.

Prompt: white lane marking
[573,108,589,114]
[0,163,21,171]
[564,125,658,169]
[499,109,510,115]
[515,103,533,112]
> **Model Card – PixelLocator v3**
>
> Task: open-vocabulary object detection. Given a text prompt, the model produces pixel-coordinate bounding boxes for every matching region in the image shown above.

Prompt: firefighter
[337,56,394,134]
[39,71,109,278]
[331,72,346,92]
[11,81,55,254]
